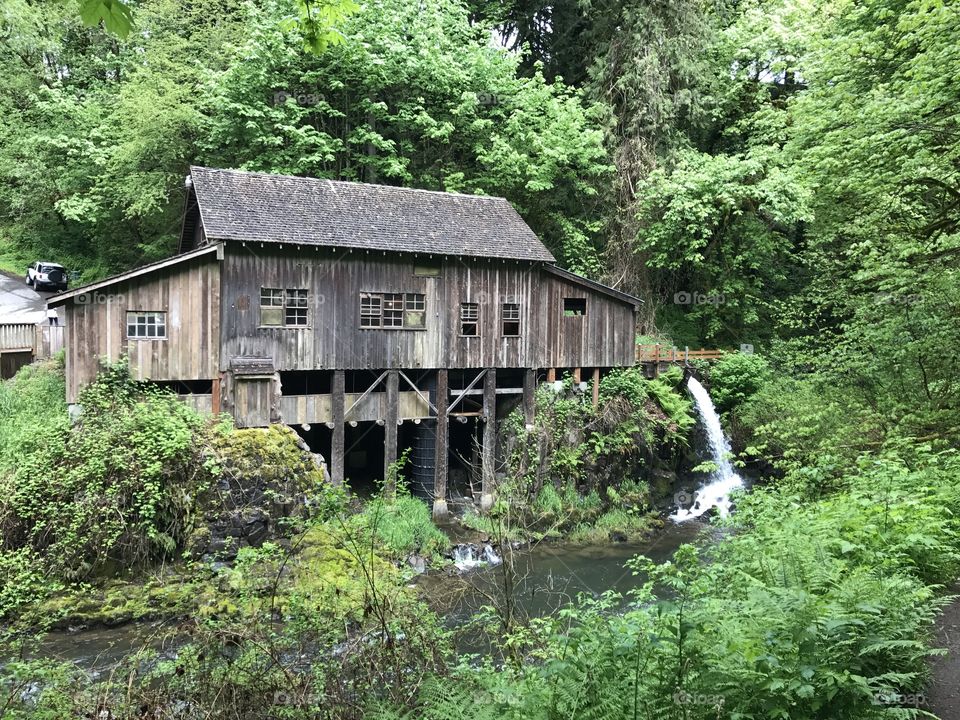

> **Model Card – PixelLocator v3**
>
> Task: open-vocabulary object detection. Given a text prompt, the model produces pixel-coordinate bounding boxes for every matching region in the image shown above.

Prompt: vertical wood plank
[592,367,600,409]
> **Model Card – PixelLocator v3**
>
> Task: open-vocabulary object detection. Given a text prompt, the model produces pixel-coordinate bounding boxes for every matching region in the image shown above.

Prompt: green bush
[707,351,772,416]
[0,359,217,581]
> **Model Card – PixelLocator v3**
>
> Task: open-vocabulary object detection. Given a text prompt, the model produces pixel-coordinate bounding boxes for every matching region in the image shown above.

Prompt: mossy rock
[192,425,331,559]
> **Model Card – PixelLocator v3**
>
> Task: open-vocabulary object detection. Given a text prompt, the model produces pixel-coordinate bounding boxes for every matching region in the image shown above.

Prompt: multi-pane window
[285,289,308,326]
[261,287,309,327]
[127,311,166,339]
[383,293,404,327]
[360,292,427,329]
[460,302,479,336]
[501,303,521,336]
[405,293,426,328]
[360,293,382,327]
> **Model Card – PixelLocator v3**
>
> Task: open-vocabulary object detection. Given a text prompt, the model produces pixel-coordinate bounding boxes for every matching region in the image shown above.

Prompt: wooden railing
[636,344,726,364]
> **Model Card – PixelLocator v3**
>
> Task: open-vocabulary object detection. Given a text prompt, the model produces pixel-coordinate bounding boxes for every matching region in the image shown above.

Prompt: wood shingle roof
[189,166,556,262]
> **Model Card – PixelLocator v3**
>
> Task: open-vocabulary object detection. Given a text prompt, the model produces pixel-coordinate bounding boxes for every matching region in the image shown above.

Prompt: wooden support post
[592,368,600,409]
[653,343,661,378]
[384,369,399,495]
[573,367,581,384]
[547,367,556,383]
[332,370,345,486]
[480,368,496,512]
[522,368,536,427]
[211,376,221,415]
[433,369,449,520]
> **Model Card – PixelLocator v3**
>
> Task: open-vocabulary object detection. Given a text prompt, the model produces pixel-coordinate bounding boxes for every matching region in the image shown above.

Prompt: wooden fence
[0,323,64,378]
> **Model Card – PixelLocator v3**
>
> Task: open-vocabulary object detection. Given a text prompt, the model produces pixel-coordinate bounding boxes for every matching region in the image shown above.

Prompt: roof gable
[188,166,555,262]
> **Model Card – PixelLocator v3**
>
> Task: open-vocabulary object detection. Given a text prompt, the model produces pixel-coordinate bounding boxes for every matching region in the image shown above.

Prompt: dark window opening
[151,379,213,395]
[563,298,587,316]
[280,371,332,396]
[501,303,520,336]
[460,302,479,336]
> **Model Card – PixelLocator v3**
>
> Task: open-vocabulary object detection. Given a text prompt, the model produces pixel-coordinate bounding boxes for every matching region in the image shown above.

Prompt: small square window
[261,287,308,326]
[127,311,167,339]
[460,302,479,336]
[563,298,587,316]
[501,303,520,336]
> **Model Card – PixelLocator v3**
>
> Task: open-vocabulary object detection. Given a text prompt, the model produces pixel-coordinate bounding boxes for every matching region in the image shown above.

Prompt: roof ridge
[189,165,505,203]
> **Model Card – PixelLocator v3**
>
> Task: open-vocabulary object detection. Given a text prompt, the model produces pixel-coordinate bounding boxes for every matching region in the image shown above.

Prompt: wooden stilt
[573,367,581,384]
[592,367,600,408]
[522,368,536,427]
[433,369,449,520]
[384,369,399,495]
[480,368,496,511]
[211,376,221,415]
[332,370,345,485]
[546,367,556,383]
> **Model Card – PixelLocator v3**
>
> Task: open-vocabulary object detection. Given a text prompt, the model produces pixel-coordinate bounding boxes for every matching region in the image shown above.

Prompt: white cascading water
[452,544,502,572]
[671,375,743,522]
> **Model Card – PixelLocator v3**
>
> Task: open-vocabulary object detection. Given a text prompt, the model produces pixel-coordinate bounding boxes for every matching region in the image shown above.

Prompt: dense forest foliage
[2,0,960,717]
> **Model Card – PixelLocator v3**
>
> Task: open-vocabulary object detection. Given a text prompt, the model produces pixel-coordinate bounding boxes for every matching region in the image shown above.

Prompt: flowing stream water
[15,374,745,670]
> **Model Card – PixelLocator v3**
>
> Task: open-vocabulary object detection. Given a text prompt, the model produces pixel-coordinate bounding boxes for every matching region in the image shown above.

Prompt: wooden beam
[523,368,536,426]
[446,369,487,414]
[433,369,449,521]
[592,367,600,409]
[573,367,581,384]
[399,369,438,415]
[546,367,556,382]
[384,369,399,495]
[345,370,388,418]
[332,370,345,486]
[480,368,496,512]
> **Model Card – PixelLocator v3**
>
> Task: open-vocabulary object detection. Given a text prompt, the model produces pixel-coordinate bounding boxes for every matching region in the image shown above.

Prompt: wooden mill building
[50,167,640,517]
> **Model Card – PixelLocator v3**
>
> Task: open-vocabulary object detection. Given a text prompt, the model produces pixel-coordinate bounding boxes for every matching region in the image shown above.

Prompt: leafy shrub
[0,360,217,581]
[707,351,772,416]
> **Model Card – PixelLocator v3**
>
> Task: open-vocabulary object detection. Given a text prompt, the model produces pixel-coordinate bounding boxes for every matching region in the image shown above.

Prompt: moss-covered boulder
[191,425,329,559]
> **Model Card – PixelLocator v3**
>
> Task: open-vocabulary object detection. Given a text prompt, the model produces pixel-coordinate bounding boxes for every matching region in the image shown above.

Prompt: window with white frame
[501,303,520,336]
[360,292,426,329]
[460,302,479,336]
[127,311,166,339]
[260,287,309,327]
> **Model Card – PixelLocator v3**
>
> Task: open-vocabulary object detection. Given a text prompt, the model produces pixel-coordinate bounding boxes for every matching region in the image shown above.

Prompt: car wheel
[25,274,30,285]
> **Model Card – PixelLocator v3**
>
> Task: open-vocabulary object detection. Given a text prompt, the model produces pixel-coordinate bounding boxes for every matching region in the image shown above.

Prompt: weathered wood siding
[64,255,220,403]
[220,246,635,371]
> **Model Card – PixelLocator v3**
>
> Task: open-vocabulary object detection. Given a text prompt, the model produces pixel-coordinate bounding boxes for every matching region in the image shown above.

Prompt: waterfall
[671,375,743,522]
[451,543,502,572]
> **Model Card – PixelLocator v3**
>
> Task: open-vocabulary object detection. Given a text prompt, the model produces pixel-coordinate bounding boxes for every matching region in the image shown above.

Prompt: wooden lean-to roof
[188,166,556,262]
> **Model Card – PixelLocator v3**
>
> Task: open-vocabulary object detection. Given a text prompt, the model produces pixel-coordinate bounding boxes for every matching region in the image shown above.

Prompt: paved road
[929,590,960,719]
[0,271,59,324]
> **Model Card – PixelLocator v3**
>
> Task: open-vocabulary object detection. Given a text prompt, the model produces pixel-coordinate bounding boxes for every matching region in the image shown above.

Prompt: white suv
[26,261,68,292]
